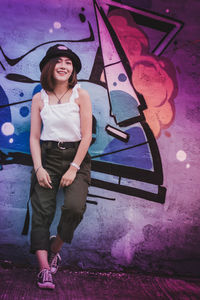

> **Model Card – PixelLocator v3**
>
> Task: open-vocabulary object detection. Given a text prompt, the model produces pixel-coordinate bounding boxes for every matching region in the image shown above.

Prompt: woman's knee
[61,202,86,217]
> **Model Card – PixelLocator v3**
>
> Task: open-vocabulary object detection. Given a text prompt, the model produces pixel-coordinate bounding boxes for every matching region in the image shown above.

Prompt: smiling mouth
[57,70,67,75]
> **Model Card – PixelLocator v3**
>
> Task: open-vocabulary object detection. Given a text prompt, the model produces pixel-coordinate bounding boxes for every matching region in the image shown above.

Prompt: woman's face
[53,56,73,83]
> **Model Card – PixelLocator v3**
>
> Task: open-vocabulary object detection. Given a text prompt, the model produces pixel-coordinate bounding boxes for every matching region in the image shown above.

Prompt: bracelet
[70,162,80,170]
[35,165,42,174]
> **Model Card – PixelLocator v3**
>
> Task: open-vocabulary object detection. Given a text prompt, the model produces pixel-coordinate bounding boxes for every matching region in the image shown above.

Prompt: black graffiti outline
[89,0,183,203]
[0,21,94,70]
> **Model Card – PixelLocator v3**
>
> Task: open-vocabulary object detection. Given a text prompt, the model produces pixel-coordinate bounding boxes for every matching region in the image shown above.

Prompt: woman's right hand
[36,167,52,189]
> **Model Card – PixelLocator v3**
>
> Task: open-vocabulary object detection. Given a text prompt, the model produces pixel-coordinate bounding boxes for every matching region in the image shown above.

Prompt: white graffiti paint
[1,122,14,136]
[53,21,61,29]
[176,150,187,162]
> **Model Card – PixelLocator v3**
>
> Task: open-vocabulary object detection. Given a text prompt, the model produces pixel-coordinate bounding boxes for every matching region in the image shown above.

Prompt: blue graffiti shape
[110,90,140,125]
[100,127,153,170]
[20,106,30,117]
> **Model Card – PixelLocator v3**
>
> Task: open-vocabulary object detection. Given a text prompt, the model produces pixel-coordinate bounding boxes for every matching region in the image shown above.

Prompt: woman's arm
[71,88,92,167]
[60,88,92,187]
[30,93,52,188]
[30,93,42,170]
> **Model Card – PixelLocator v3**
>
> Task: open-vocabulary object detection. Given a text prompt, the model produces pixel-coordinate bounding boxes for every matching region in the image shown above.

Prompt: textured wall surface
[0,0,199,277]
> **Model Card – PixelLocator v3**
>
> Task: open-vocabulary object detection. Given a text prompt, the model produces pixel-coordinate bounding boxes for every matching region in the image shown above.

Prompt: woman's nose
[59,61,66,68]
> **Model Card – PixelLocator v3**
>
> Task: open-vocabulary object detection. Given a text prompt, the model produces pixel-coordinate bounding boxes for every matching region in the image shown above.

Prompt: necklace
[52,88,70,104]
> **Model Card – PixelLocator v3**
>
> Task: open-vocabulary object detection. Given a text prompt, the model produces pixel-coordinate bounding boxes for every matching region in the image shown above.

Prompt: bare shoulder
[32,91,43,108]
[77,87,90,99]
[77,88,91,108]
[32,91,42,102]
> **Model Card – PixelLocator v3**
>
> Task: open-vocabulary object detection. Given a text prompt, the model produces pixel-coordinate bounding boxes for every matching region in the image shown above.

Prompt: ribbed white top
[40,84,81,142]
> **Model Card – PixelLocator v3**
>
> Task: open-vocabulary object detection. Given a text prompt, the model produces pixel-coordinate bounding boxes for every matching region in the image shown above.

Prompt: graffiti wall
[0,0,199,276]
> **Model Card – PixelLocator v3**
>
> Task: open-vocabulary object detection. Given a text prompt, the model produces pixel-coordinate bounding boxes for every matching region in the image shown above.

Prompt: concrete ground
[0,264,200,300]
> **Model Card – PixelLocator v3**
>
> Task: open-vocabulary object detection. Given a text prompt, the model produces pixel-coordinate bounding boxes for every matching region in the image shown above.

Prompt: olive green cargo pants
[30,141,91,254]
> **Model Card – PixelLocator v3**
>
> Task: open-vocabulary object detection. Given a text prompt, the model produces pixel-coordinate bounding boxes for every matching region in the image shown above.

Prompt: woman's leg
[50,234,64,253]
[36,250,50,271]
[48,149,91,273]
[31,177,60,289]
[57,158,91,244]
[30,179,58,254]
[48,171,89,274]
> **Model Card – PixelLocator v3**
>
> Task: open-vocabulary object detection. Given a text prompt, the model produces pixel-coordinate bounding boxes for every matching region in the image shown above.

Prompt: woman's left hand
[60,168,77,187]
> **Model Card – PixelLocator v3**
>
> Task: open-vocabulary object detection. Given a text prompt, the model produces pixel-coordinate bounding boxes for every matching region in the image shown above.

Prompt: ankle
[50,235,63,253]
[40,266,50,272]
[51,244,59,254]
[51,240,62,253]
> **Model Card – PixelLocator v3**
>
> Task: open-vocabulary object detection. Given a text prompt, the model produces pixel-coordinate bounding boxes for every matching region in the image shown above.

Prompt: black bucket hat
[39,44,82,73]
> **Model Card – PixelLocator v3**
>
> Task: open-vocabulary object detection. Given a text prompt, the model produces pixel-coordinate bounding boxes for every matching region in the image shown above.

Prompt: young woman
[30,44,92,289]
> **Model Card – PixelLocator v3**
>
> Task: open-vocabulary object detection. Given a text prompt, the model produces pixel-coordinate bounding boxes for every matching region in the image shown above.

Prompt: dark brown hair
[40,57,77,91]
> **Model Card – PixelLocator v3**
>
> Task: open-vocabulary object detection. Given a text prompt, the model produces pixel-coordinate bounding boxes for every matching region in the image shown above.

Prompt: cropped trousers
[30,141,91,254]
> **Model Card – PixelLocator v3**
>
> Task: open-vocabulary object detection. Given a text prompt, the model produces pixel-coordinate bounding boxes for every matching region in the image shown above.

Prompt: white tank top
[40,83,81,142]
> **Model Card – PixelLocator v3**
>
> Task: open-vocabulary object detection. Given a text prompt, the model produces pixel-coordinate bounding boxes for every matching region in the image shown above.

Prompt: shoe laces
[49,252,59,268]
[39,268,52,282]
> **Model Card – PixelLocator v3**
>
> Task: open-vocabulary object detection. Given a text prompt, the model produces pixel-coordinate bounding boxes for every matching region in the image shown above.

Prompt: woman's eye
[56,59,72,65]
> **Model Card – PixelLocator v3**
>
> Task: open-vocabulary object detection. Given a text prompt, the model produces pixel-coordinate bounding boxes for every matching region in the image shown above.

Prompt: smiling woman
[53,57,73,93]
[40,56,76,104]
[29,44,92,289]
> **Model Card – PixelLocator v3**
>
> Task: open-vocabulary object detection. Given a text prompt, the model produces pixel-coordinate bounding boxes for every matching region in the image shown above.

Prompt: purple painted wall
[0,0,199,276]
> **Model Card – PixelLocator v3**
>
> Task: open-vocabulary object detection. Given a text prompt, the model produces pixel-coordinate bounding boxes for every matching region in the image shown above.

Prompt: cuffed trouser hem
[30,228,50,254]
[30,247,49,255]
[57,210,85,244]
